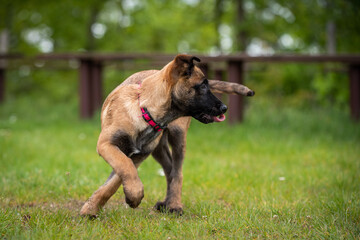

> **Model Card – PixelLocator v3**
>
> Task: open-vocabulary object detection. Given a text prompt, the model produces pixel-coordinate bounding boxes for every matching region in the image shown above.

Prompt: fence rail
[1,53,360,122]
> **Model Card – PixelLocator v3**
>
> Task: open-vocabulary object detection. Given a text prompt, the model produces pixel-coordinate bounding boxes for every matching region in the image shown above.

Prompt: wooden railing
[1,53,360,122]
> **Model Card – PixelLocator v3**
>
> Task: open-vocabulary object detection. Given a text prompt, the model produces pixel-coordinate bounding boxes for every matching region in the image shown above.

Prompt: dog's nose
[220,104,227,114]
[247,90,255,96]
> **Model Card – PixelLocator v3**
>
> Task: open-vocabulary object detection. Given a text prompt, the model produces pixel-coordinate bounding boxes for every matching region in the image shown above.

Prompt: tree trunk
[1,2,12,54]
[325,0,336,54]
[326,20,336,54]
[234,0,247,52]
[214,0,224,53]
[0,30,9,54]
[85,6,100,51]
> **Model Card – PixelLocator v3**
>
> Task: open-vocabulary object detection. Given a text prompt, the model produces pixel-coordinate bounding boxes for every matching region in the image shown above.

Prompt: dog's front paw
[123,178,144,208]
[154,201,167,212]
[169,206,183,216]
[80,199,99,218]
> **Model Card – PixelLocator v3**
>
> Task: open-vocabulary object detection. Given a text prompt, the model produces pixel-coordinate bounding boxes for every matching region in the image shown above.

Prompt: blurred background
[2,0,360,53]
[1,2,360,238]
[1,0,360,113]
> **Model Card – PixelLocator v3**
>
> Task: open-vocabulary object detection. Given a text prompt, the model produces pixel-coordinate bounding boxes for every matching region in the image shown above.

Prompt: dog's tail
[209,80,255,97]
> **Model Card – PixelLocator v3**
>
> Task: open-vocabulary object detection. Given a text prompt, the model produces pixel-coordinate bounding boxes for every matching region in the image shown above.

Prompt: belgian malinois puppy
[80,54,254,216]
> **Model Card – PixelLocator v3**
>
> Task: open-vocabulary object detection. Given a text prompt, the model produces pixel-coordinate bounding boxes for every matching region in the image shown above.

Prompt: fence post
[349,64,360,120]
[227,60,244,124]
[92,61,103,110]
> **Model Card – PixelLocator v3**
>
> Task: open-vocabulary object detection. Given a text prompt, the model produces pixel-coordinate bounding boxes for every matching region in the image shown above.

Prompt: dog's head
[167,54,227,124]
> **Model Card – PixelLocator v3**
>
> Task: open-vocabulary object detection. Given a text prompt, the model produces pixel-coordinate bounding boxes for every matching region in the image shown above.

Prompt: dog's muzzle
[195,104,228,124]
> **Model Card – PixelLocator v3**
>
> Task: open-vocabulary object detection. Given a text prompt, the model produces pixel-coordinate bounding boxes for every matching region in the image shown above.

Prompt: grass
[1,94,360,239]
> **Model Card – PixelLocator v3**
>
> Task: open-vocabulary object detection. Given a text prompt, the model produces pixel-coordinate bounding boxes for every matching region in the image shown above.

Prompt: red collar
[138,81,166,132]
[141,107,166,132]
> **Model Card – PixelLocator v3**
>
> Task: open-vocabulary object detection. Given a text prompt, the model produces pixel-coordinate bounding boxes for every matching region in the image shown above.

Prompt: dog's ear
[170,54,201,80]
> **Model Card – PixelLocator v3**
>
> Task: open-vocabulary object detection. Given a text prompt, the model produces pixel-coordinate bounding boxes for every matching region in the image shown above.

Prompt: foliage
[2,0,359,54]
[312,68,349,108]
[1,0,358,108]
[246,62,349,109]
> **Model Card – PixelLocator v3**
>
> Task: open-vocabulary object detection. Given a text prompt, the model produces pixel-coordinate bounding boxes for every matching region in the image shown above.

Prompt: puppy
[80,54,254,216]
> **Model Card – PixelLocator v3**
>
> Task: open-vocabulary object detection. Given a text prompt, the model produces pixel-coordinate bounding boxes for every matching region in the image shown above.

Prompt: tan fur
[80,54,254,217]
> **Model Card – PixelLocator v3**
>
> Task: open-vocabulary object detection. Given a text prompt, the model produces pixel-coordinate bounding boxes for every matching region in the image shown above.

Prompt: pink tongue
[213,114,226,122]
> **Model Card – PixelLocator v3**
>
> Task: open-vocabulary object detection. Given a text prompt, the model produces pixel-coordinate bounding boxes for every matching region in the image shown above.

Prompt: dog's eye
[193,79,208,94]
[201,79,209,88]
[200,84,207,90]
[198,82,208,94]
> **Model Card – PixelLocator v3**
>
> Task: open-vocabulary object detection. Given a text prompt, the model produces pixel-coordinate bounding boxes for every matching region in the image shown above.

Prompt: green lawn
[1,96,359,239]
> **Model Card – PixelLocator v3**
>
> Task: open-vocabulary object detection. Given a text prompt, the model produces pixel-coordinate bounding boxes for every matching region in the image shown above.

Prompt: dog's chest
[111,127,162,159]
[134,126,162,155]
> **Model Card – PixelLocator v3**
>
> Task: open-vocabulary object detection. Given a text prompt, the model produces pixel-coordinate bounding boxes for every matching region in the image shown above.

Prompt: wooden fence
[1,53,360,122]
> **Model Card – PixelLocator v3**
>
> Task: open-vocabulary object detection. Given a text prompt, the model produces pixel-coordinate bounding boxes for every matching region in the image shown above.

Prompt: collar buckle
[141,107,166,132]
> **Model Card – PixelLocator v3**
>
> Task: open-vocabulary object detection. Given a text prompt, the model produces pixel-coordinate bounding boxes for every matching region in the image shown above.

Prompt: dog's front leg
[97,139,144,209]
[153,124,188,215]
[166,127,187,214]
[152,131,177,212]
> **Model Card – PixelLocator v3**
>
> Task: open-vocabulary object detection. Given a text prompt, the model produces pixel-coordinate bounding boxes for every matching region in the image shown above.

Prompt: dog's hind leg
[80,170,122,217]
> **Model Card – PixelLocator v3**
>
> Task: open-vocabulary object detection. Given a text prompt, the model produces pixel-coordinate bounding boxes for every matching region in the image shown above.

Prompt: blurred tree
[85,2,104,51]
[0,2,12,53]
[1,0,359,54]
[234,0,247,52]
[214,0,225,53]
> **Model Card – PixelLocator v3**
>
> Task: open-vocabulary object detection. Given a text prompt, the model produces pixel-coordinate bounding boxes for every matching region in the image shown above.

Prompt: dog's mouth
[196,113,226,124]
[214,114,226,122]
